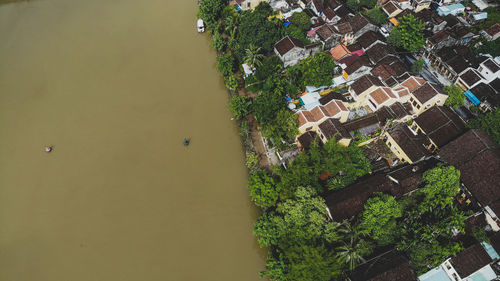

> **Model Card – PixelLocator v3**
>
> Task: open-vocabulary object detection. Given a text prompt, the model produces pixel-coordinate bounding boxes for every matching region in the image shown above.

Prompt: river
[0,0,264,280]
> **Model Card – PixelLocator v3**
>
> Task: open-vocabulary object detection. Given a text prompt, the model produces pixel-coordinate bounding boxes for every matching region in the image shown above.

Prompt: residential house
[486,23,500,41]
[297,130,320,150]
[383,122,431,164]
[357,30,385,51]
[382,1,403,18]
[407,82,447,114]
[365,42,396,65]
[274,36,320,67]
[468,83,500,112]
[438,130,500,229]
[412,106,466,151]
[317,117,352,146]
[349,74,385,102]
[339,55,372,82]
[457,58,500,91]
[350,251,417,281]
[324,157,441,221]
[230,0,268,10]
[296,97,350,134]
[411,0,432,12]
[423,46,484,82]
[329,43,351,61]
[418,242,500,281]
[437,3,465,17]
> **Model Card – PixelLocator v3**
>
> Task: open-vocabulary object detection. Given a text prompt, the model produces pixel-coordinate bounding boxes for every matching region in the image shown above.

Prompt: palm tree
[244,44,265,69]
[336,237,371,271]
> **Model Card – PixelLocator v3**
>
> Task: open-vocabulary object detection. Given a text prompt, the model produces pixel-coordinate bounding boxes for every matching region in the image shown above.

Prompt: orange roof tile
[401,77,421,93]
[336,100,348,111]
[324,101,341,117]
[369,88,390,105]
[297,112,307,127]
[303,110,315,122]
[329,44,351,61]
[311,106,326,121]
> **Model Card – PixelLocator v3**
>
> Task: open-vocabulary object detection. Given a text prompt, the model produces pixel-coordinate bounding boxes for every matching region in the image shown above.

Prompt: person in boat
[183,138,190,146]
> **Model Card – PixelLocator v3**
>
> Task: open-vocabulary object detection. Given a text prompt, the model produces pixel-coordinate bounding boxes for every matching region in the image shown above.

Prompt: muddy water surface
[0,0,264,280]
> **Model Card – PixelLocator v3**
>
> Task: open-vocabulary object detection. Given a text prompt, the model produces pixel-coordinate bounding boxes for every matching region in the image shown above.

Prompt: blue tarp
[283,21,291,27]
[464,90,481,106]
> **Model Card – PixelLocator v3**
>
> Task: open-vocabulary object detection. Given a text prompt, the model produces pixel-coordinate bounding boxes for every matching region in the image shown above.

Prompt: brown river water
[0,0,265,280]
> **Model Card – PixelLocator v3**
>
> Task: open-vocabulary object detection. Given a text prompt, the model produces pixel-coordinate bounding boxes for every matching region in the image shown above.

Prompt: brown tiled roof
[298,131,320,150]
[320,92,349,103]
[460,69,483,88]
[451,244,492,278]
[349,14,369,33]
[387,123,430,162]
[334,5,351,18]
[343,114,380,132]
[316,24,335,40]
[318,118,351,140]
[351,251,417,281]
[345,56,371,75]
[275,36,304,56]
[412,82,443,104]
[335,22,353,34]
[329,44,350,61]
[366,43,395,64]
[311,106,326,121]
[387,157,440,194]
[384,76,398,87]
[303,110,315,122]
[414,106,466,147]
[371,64,397,80]
[487,23,500,36]
[312,0,324,11]
[439,130,500,206]
[383,1,400,15]
[483,58,500,73]
[325,0,342,9]
[324,99,344,116]
[489,231,500,254]
[471,83,497,102]
[430,29,450,44]
[323,7,336,20]
[401,76,424,92]
[369,87,392,105]
[357,30,383,49]
[325,174,399,221]
[297,112,308,127]
[446,56,469,74]
[350,74,384,96]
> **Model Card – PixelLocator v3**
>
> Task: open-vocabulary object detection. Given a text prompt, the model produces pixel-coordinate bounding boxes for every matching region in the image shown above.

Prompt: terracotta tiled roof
[336,100,347,111]
[329,44,351,61]
[324,99,342,116]
[303,110,315,122]
[357,30,383,49]
[311,106,326,121]
[275,36,305,56]
[369,87,394,105]
[401,76,424,93]
[430,29,450,44]
[297,112,308,127]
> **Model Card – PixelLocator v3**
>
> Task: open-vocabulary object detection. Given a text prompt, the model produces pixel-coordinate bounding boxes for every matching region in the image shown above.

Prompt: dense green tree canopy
[229,95,252,120]
[198,0,227,31]
[364,7,388,24]
[468,108,500,144]
[248,169,280,208]
[411,59,425,74]
[358,193,402,245]
[235,2,283,61]
[388,14,425,52]
[252,90,286,124]
[216,52,235,77]
[285,245,342,281]
[275,140,371,199]
[260,108,298,148]
[287,52,336,89]
[419,165,461,210]
[444,84,465,108]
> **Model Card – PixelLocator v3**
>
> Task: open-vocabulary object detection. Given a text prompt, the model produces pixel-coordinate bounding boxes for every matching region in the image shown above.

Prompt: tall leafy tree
[229,95,252,120]
[260,108,299,149]
[244,44,265,68]
[468,108,500,144]
[285,245,342,281]
[197,0,227,31]
[411,59,425,74]
[358,193,402,245]
[247,169,280,208]
[388,14,425,52]
[419,164,460,211]
[444,84,465,108]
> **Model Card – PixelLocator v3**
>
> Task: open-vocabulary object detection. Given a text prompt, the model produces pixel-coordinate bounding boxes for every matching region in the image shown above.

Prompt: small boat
[197,19,205,33]
[44,146,53,153]
[183,138,190,146]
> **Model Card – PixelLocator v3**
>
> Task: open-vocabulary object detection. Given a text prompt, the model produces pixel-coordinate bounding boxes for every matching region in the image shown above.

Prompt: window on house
[369,99,377,110]
[247,2,251,7]
[478,66,483,72]
[416,104,421,109]
[306,126,313,131]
